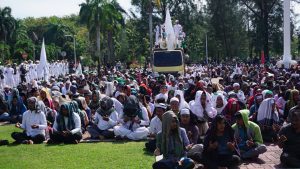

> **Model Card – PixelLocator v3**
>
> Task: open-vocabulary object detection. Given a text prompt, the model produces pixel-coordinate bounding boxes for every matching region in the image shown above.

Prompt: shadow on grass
[45,143,70,147]
[143,148,154,156]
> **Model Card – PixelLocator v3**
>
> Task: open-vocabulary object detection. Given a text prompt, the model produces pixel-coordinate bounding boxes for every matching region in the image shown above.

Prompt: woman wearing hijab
[262,90,273,100]
[189,91,217,137]
[11,97,47,144]
[212,93,227,114]
[8,88,23,109]
[71,99,89,133]
[78,96,92,122]
[38,88,53,109]
[0,92,10,122]
[203,115,241,169]
[153,111,194,169]
[169,97,180,116]
[257,98,281,142]
[222,98,241,125]
[48,103,82,144]
[87,97,118,139]
[284,89,299,120]
[275,85,288,118]
[174,90,190,111]
[89,90,101,116]
[105,82,115,97]
[114,95,149,140]
[249,93,263,122]
[9,95,27,123]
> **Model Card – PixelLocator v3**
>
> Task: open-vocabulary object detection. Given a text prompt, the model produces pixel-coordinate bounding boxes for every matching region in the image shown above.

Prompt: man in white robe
[4,65,15,88]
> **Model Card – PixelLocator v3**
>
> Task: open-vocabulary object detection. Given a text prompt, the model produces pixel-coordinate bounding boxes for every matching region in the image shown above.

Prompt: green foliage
[0,7,16,43]
[1,0,300,65]
[0,42,11,63]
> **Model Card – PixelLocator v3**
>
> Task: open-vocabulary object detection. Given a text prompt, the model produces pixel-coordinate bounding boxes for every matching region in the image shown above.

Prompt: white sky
[0,0,299,27]
[0,0,132,18]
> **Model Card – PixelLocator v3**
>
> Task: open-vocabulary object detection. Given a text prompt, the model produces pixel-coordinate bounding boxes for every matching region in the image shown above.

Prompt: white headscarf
[174,90,189,110]
[105,82,115,97]
[257,98,279,124]
[212,93,227,114]
[189,90,217,119]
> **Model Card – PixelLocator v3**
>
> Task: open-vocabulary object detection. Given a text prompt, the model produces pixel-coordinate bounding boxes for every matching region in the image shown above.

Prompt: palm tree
[79,0,127,67]
[79,0,105,66]
[101,0,126,65]
[0,7,16,43]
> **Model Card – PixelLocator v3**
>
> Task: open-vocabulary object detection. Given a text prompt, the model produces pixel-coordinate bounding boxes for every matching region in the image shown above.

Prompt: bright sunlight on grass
[0,125,154,169]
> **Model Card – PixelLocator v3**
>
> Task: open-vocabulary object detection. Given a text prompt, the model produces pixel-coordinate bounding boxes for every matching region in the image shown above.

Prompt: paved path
[240,143,283,169]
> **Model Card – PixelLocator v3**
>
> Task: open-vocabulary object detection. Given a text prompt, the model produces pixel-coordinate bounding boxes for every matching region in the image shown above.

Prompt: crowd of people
[0,60,70,89]
[0,62,300,169]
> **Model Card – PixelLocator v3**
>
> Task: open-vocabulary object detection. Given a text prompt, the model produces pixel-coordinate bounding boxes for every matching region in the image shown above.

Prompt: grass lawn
[0,125,154,169]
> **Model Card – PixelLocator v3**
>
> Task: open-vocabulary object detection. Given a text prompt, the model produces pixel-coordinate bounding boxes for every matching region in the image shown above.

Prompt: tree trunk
[107,31,113,65]
[263,8,269,62]
[96,24,101,74]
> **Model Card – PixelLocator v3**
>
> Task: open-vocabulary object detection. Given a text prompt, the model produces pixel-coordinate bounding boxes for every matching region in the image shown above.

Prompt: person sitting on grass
[9,95,27,123]
[145,103,167,152]
[203,115,241,169]
[277,108,300,168]
[232,110,267,159]
[153,111,195,169]
[0,93,10,122]
[114,95,149,141]
[48,103,82,144]
[87,96,118,140]
[11,97,47,144]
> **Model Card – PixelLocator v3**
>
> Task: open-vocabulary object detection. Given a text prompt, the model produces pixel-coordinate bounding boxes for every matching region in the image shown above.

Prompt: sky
[0,0,300,26]
[0,0,132,18]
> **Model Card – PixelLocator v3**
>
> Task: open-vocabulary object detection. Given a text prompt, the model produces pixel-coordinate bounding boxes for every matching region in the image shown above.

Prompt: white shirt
[148,116,162,134]
[53,113,81,134]
[118,106,150,131]
[94,111,118,130]
[112,98,123,116]
[21,110,47,137]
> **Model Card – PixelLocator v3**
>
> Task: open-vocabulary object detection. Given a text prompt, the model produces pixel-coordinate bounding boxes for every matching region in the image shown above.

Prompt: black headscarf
[56,103,75,131]
[96,96,114,116]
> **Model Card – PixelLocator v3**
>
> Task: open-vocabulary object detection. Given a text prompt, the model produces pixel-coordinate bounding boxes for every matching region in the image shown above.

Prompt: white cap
[155,103,167,110]
[233,83,240,87]
[180,108,190,115]
[170,97,179,103]
[114,91,120,98]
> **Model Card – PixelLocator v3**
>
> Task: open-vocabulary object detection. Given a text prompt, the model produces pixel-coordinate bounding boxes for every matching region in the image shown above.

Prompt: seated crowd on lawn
[1,64,300,168]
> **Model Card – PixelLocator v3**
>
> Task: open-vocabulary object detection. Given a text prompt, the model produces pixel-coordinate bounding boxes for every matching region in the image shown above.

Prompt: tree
[101,0,126,65]
[239,0,282,62]
[207,0,249,60]
[79,0,105,67]
[0,7,16,43]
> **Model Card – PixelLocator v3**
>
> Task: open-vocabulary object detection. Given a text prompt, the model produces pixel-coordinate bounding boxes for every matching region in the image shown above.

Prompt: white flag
[164,8,176,50]
[37,38,49,81]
